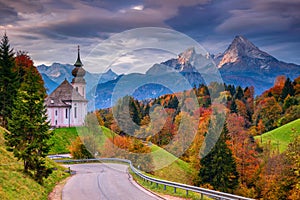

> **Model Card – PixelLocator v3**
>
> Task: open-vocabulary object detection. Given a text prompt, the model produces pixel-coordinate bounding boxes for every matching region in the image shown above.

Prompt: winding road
[62,163,163,200]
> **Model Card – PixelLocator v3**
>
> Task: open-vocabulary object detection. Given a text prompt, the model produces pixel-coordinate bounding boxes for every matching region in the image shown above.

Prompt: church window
[66,108,68,119]
[74,104,77,118]
[55,110,58,116]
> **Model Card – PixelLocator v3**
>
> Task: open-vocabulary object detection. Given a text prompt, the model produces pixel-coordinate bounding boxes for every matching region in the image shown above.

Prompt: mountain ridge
[38,36,300,108]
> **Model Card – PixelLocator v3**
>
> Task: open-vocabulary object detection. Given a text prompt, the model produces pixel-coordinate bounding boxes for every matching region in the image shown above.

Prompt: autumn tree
[5,62,53,184]
[227,114,259,188]
[253,96,282,131]
[69,137,93,159]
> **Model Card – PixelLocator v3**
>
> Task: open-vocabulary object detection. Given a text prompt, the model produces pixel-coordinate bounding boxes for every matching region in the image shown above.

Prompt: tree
[253,97,282,131]
[0,33,18,127]
[281,78,295,101]
[198,122,239,193]
[69,137,93,159]
[234,86,244,100]
[5,63,53,184]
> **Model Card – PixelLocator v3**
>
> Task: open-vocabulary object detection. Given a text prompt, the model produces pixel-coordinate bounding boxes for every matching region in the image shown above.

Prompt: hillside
[48,126,195,184]
[0,128,69,200]
[150,144,196,185]
[255,119,300,152]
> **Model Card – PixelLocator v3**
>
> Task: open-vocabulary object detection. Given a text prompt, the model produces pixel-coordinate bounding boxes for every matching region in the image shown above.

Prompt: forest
[93,75,300,199]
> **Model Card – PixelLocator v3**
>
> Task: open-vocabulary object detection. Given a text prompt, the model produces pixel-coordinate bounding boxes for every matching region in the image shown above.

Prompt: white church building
[45,46,88,128]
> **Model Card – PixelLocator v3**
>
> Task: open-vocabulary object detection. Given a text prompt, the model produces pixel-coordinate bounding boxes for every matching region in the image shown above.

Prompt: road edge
[48,176,72,200]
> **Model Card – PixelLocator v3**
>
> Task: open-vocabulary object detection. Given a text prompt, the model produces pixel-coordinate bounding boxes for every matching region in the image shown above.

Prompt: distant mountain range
[37,63,118,94]
[38,36,300,109]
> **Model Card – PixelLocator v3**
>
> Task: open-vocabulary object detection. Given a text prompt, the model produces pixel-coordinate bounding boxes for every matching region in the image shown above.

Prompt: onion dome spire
[72,45,86,83]
[74,45,83,67]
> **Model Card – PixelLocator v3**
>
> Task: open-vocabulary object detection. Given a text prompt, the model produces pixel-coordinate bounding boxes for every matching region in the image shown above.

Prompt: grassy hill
[150,144,196,185]
[0,128,69,200]
[49,127,78,154]
[255,119,300,153]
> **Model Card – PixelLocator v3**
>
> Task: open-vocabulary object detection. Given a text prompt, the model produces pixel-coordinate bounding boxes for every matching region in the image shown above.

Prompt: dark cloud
[0,0,299,66]
[0,2,19,25]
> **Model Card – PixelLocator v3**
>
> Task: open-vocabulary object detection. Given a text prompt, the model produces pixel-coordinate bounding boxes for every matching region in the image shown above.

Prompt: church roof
[45,79,87,107]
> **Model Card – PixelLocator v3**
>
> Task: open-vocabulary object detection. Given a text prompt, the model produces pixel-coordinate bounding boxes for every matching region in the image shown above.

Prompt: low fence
[54,158,254,200]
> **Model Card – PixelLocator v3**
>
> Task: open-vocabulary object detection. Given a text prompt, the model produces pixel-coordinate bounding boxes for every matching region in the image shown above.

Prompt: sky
[0,0,299,74]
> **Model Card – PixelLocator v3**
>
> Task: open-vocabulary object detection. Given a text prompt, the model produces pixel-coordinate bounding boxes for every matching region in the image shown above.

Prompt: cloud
[0,0,299,67]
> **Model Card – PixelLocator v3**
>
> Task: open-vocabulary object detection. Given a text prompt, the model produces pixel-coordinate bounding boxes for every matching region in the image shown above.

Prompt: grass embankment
[130,144,205,199]
[132,173,212,200]
[49,126,115,155]
[49,127,78,154]
[254,118,300,152]
[151,144,196,185]
[0,128,69,200]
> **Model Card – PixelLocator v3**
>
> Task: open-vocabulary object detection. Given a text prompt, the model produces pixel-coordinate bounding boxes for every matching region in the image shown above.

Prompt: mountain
[37,63,118,95]
[38,36,300,109]
[41,73,59,94]
[215,35,300,94]
[92,65,196,108]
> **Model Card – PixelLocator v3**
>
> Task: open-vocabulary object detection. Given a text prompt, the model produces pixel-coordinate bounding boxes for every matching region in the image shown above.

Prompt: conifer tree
[0,33,18,127]
[6,63,53,184]
[281,78,295,101]
[198,122,239,193]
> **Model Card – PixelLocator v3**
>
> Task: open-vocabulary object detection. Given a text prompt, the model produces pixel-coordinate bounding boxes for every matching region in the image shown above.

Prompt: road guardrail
[54,158,254,200]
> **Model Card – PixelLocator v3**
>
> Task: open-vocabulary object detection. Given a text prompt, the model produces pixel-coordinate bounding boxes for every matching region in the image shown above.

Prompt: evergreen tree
[5,64,53,184]
[234,86,244,100]
[281,78,295,101]
[230,100,237,113]
[198,122,239,193]
[0,33,18,127]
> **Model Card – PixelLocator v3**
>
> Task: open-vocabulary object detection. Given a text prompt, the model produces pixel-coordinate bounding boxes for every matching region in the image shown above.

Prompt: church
[45,46,88,128]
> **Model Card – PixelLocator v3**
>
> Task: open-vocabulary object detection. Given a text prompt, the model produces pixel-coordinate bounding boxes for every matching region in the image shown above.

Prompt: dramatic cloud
[0,0,299,68]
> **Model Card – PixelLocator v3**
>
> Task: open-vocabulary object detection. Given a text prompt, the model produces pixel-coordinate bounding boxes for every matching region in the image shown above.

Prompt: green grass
[254,118,300,153]
[49,126,115,155]
[48,127,78,154]
[0,128,69,200]
[150,144,196,185]
[132,171,212,200]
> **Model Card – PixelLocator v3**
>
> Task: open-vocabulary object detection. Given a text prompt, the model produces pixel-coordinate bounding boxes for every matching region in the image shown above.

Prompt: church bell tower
[71,45,86,98]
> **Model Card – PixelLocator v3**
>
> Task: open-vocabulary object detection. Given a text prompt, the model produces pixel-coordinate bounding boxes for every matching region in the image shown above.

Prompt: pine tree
[281,78,295,101]
[5,64,53,184]
[0,33,18,127]
[234,86,244,100]
[198,122,239,193]
[230,100,237,113]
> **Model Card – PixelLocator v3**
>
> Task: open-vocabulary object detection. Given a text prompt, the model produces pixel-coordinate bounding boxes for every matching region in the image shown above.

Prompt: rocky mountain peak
[218,35,273,68]
[178,47,196,65]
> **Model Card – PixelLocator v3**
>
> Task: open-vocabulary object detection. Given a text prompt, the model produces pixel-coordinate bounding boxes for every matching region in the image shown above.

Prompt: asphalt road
[62,163,163,200]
